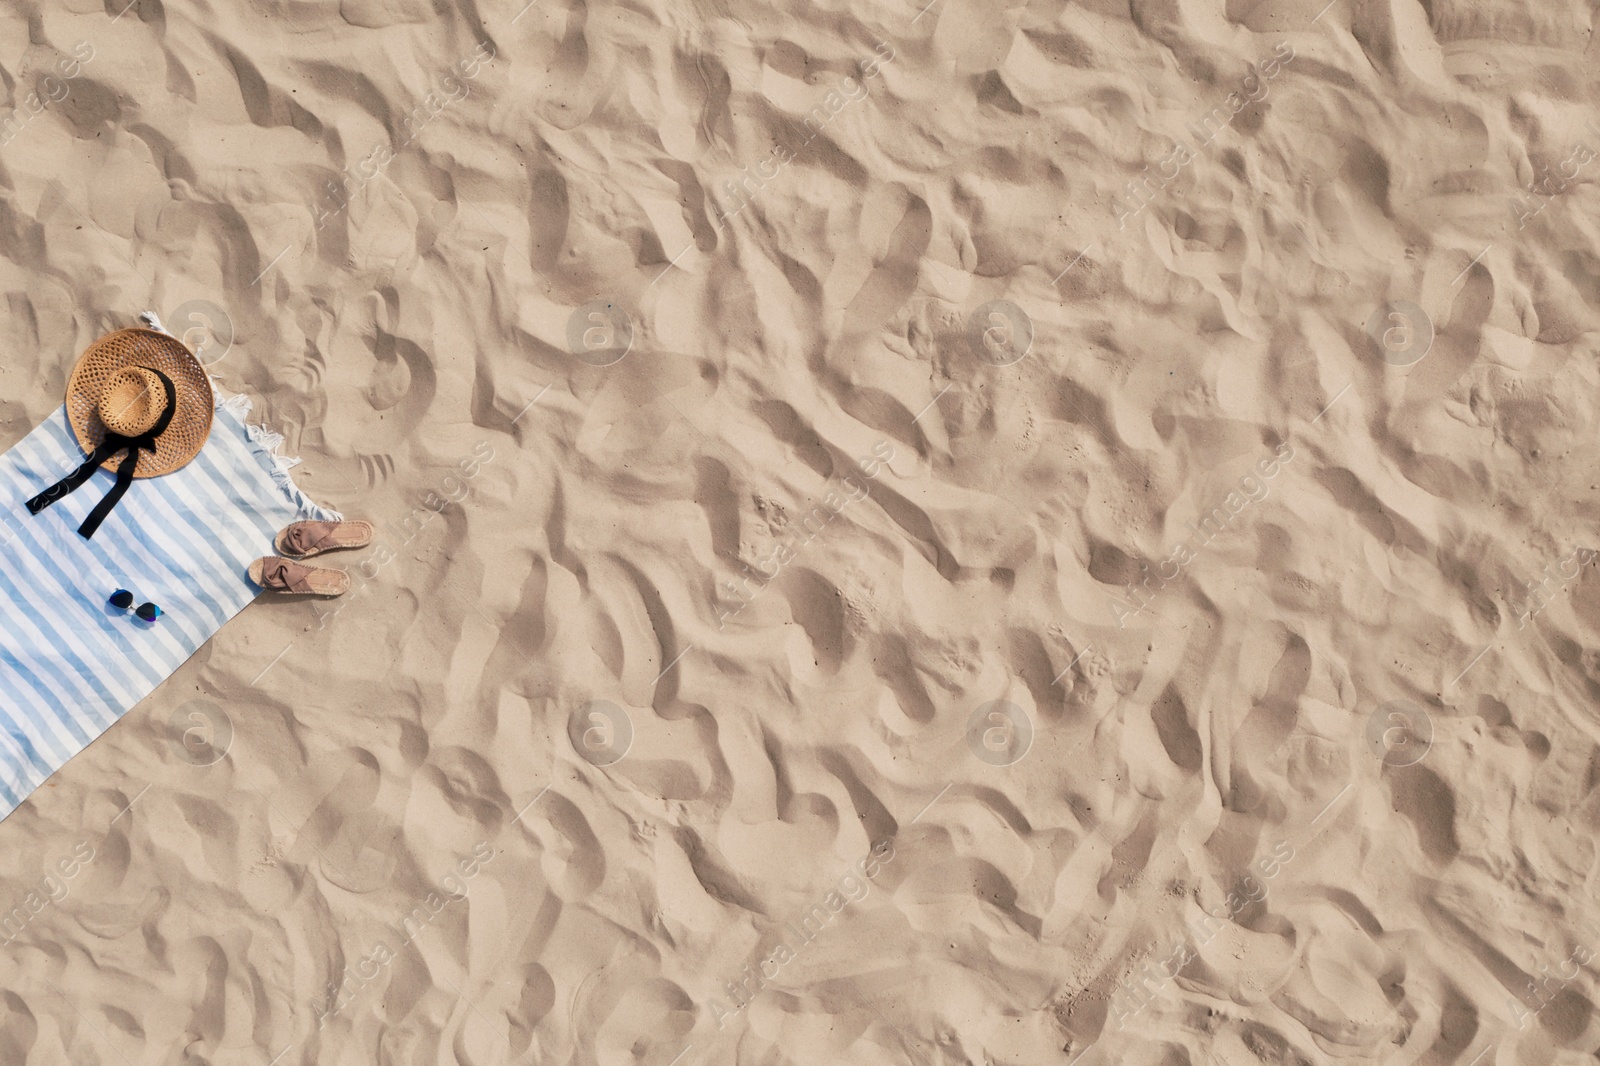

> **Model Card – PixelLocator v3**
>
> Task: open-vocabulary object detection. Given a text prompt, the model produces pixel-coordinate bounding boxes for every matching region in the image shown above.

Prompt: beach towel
[0,386,339,823]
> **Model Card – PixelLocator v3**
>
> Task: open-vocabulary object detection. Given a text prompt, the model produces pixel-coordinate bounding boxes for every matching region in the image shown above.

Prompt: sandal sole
[248,558,351,597]
[275,520,375,559]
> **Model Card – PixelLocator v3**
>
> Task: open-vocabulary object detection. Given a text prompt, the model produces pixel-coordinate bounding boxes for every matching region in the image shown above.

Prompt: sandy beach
[2,0,1599,1062]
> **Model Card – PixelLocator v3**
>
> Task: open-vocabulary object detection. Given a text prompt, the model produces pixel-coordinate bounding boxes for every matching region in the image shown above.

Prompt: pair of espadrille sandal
[247,520,374,597]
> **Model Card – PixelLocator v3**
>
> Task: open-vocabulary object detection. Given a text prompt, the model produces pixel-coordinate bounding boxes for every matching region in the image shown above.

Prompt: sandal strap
[260,558,320,593]
[283,521,341,554]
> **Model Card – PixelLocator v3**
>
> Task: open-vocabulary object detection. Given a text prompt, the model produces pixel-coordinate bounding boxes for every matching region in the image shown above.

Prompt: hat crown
[97,366,168,437]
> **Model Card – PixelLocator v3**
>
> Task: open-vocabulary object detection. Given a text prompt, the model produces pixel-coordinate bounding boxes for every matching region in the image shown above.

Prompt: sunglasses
[109,589,163,623]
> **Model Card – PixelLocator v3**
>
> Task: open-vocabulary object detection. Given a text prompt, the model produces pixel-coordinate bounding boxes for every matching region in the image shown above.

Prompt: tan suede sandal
[275,519,374,559]
[248,557,351,597]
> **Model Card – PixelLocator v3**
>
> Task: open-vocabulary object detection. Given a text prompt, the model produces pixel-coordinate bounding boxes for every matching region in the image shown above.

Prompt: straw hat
[65,328,213,478]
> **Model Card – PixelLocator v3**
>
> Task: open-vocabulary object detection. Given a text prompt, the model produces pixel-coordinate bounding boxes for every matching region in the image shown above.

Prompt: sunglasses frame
[109,589,162,622]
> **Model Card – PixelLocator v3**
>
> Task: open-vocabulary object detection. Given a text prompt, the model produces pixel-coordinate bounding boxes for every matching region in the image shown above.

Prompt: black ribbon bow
[26,368,177,540]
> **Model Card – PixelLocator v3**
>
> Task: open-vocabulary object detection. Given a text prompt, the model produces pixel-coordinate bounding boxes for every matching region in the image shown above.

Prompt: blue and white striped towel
[0,390,338,821]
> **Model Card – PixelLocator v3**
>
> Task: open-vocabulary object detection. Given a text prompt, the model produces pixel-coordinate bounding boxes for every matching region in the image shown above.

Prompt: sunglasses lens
[109,590,134,609]
[136,603,162,622]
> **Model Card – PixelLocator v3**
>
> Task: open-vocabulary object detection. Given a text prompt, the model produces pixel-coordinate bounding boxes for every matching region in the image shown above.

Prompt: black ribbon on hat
[26,367,178,540]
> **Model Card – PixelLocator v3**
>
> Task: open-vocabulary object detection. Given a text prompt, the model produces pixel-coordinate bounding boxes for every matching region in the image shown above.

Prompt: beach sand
[2,0,1599,1062]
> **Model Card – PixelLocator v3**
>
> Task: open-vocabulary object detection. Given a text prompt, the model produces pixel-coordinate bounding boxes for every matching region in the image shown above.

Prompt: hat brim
[66,328,214,479]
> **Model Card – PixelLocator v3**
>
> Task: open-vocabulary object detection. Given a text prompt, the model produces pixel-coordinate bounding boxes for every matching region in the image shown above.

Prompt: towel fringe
[213,389,343,523]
